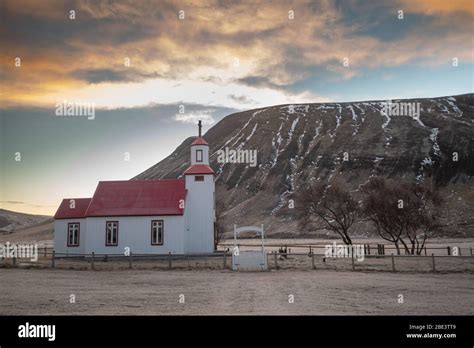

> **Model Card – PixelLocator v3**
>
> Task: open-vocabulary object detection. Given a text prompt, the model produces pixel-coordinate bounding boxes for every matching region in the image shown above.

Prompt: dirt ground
[1,267,473,315]
[1,238,472,315]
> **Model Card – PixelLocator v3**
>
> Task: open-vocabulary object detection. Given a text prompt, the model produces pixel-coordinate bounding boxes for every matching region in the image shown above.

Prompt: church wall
[184,174,215,253]
[83,215,185,255]
[191,145,209,165]
[54,218,87,255]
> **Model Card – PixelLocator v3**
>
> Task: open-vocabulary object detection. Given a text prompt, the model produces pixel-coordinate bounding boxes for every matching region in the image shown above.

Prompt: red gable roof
[191,137,209,146]
[54,198,92,219]
[55,180,187,219]
[183,164,215,175]
[85,179,186,217]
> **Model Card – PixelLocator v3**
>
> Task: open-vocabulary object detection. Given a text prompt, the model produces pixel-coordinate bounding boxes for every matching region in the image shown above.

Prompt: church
[53,121,216,255]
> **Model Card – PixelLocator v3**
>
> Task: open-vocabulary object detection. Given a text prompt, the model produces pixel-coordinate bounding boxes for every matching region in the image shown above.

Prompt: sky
[1,0,473,215]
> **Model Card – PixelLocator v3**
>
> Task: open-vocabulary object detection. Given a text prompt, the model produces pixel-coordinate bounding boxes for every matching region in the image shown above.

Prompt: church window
[106,221,119,246]
[151,220,164,245]
[196,149,203,162]
[67,223,80,247]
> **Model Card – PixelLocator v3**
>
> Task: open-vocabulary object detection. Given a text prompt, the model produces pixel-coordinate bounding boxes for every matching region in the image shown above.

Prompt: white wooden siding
[184,174,215,253]
[191,145,209,165]
[54,219,87,255]
[84,216,185,255]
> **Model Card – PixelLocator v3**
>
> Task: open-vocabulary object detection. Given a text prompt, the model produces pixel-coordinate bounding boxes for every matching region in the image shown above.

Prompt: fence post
[129,252,132,269]
[447,246,451,256]
[168,252,172,269]
[367,244,370,255]
[351,245,355,271]
[51,251,55,268]
[391,253,395,272]
[44,247,47,258]
[274,252,278,270]
[458,247,462,256]
[470,247,473,256]
[13,256,16,266]
[311,253,315,270]
[431,253,436,272]
[223,252,227,269]
[91,252,95,270]
[424,247,427,256]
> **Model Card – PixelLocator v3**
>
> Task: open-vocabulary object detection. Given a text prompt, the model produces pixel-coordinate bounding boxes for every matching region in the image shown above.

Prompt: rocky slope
[0,209,52,233]
[135,94,474,237]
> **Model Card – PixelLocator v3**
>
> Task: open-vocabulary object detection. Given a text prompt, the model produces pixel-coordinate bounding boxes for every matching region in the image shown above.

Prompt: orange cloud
[398,0,474,15]
[1,0,472,108]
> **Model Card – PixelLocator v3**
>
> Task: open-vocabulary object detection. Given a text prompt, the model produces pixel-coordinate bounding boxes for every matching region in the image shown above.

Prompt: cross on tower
[198,120,202,137]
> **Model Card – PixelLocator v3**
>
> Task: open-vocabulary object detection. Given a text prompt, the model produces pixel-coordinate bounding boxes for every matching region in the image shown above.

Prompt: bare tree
[298,180,359,245]
[361,177,443,255]
[361,177,405,254]
[402,182,443,254]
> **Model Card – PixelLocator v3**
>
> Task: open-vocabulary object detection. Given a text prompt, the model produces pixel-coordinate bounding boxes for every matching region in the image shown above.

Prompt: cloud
[71,68,162,84]
[175,112,215,125]
[0,0,472,108]
[236,76,287,90]
[397,0,474,15]
[228,94,255,105]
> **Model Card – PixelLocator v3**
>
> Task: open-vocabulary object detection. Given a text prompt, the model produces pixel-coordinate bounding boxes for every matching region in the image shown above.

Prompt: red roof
[85,179,186,217]
[55,180,186,219]
[183,164,215,175]
[191,137,209,146]
[54,198,92,219]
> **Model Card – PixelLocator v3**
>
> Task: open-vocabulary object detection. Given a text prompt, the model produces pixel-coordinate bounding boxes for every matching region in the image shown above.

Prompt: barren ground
[1,268,473,315]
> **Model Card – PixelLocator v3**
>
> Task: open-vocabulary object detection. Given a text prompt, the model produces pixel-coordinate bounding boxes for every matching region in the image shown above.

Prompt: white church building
[54,121,216,255]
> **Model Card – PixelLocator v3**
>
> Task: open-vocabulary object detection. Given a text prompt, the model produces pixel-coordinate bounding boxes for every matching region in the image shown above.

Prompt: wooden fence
[220,242,474,257]
[1,247,473,273]
[267,250,474,273]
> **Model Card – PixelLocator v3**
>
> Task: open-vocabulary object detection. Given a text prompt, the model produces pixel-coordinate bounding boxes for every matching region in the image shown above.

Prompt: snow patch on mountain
[430,128,441,156]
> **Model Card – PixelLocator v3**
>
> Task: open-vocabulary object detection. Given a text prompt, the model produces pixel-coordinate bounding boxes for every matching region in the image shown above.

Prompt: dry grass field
[1,238,472,315]
[1,262,473,315]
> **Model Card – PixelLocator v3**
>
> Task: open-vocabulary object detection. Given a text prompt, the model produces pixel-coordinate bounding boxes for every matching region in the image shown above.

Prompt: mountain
[0,209,54,243]
[0,209,52,232]
[134,94,474,238]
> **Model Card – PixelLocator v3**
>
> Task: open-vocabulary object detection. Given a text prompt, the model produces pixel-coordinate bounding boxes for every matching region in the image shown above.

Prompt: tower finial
[198,120,202,137]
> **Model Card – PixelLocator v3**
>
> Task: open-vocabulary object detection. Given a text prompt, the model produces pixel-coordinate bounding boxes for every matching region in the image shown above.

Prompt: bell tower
[183,120,215,253]
[190,120,210,165]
